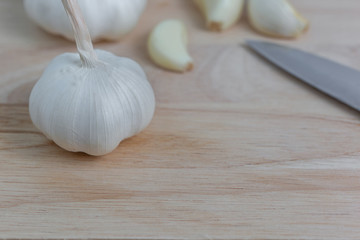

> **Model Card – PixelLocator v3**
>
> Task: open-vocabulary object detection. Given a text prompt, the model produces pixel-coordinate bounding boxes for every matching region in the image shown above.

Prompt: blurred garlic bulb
[24,0,147,42]
[29,0,155,156]
[194,0,245,31]
[248,0,309,38]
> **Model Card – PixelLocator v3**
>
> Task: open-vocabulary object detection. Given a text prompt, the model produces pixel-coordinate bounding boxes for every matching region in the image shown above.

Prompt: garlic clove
[194,0,245,31]
[148,19,193,73]
[247,0,309,38]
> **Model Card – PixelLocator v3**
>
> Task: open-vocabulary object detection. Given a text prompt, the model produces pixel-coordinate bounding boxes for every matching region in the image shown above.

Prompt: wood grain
[1,0,360,239]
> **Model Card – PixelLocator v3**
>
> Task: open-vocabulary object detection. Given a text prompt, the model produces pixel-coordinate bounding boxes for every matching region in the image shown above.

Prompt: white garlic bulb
[194,0,245,31]
[24,0,147,42]
[29,0,155,156]
[248,0,309,38]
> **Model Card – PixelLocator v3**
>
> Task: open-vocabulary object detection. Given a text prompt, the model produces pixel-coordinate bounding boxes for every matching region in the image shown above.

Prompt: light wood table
[1,0,360,239]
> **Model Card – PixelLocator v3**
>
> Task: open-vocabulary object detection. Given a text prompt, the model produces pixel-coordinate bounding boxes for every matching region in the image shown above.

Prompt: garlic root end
[208,22,223,32]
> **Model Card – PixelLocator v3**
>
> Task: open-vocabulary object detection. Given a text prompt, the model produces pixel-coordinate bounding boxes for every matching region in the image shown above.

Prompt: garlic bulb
[194,0,245,31]
[148,19,193,73]
[24,0,147,42]
[248,0,309,38]
[29,0,155,156]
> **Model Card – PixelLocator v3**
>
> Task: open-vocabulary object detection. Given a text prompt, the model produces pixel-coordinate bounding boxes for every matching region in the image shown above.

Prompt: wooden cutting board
[1,0,360,239]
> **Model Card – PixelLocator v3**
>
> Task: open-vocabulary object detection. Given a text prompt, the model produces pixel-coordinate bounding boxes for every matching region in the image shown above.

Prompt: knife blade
[247,40,360,112]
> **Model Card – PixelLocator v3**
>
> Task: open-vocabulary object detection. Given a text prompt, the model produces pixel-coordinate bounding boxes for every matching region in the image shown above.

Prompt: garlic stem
[61,0,98,67]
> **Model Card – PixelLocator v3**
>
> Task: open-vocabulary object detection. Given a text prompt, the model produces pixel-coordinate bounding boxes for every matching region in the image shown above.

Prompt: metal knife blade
[247,40,360,112]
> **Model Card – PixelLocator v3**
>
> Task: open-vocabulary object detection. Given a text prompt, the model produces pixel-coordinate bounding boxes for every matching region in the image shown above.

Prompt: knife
[247,40,360,112]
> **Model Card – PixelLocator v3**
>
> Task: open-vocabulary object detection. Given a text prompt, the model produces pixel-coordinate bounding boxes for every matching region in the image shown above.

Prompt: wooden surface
[1,0,360,239]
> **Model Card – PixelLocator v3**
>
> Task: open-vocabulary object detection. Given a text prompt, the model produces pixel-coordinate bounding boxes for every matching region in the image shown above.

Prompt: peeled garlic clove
[194,0,245,31]
[248,0,309,38]
[29,0,155,156]
[148,19,193,73]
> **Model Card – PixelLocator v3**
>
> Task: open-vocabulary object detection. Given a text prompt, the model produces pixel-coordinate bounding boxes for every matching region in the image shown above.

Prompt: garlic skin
[148,19,193,73]
[29,0,155,156]
[194,0,244,31]
[24,0,147,42]
[248,0,309,38]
